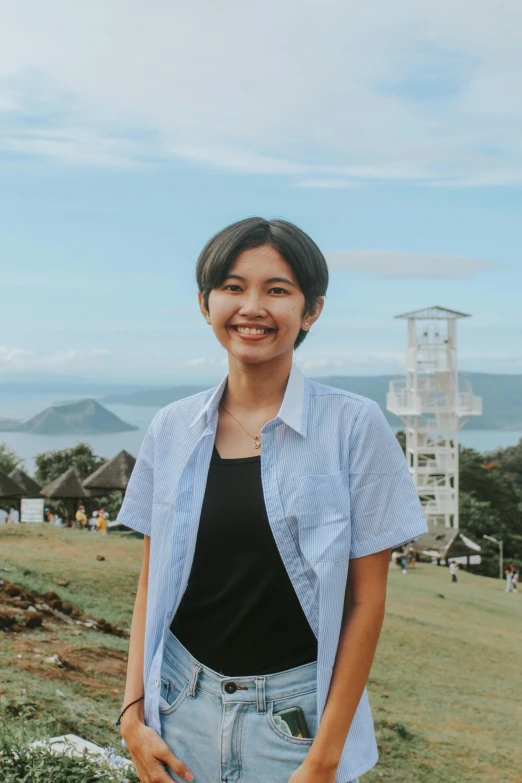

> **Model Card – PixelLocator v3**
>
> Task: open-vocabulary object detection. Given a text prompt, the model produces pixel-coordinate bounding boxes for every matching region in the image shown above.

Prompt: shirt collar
[276,361,308,436]
[189,361,308,437]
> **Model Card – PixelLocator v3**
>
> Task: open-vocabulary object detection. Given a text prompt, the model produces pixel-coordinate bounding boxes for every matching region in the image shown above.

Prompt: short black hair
[196,217,328,348]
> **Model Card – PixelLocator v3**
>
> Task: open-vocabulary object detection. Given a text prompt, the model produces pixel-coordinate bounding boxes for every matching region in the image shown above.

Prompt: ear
[302,296,325,330]
[198,291,211,322]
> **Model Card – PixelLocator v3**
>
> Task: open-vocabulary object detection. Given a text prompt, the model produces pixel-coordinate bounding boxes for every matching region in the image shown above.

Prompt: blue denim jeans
[160,629,358,783]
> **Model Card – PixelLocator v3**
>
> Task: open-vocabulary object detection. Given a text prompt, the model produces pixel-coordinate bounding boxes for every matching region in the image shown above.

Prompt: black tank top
[169,445,318,675]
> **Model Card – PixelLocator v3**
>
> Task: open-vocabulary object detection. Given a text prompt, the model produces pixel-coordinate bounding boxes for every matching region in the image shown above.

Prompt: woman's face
[200,245,322,367]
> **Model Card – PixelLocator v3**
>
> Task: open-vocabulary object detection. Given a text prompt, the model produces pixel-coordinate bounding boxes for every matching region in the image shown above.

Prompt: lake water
[1,393,521,473]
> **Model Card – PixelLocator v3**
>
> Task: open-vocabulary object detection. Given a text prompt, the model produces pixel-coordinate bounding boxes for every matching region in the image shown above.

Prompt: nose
[237,291,268,318]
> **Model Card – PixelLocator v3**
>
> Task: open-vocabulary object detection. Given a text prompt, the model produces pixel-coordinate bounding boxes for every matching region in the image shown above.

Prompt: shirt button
[155,678,160,687]
[224,682,237,694]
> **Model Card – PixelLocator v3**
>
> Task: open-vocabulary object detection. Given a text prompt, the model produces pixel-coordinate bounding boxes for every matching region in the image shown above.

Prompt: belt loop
[187,662,202,699]
[255,677,266,714]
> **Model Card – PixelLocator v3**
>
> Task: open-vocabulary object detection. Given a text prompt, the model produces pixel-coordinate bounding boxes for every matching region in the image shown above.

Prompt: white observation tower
[386,306,482,531]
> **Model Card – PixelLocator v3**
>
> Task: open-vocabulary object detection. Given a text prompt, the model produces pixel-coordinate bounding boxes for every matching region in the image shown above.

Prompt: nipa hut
[40,467,87,500]
[83,450,136,494]
[8,468,42,497]
[0,470,24,499]
[40,467,91,523]
[413,527,481,566]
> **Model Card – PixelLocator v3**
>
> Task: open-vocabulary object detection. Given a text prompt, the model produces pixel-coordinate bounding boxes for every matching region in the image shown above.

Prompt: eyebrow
[224,274,296,288]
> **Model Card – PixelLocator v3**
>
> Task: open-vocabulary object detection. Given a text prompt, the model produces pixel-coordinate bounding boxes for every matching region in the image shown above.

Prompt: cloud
[0,1,521,184]
[0,346,110,371]
[40,348,111,367]
[295,345,522,375]
[186,356,228,368]
[325,250,502,279]
[0,346,33,366]
[296,179,359,189]
[2,127,140,168]
[186,357,215,366]
[2,272,116,289]
[295,347,405,374]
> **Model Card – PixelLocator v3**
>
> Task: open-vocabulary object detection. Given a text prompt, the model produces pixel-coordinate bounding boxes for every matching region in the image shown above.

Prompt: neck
[223,353,293,413]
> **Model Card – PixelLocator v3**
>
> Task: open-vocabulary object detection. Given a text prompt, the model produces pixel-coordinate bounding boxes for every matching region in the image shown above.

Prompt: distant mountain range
[0,399,137,435]
[102,371,522,431]
[102,385,205,407]
[0,380,146,396]
[0,372,520,434]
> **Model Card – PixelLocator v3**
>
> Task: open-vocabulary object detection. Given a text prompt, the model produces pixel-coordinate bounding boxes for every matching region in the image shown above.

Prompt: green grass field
[1,525,521,782]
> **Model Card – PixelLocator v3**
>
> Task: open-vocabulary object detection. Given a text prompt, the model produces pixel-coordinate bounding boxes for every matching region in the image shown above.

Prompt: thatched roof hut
[0,470,24,498]
[8,468,42,497]
[83,450,136,493]
[412,527,481,560]
[40,467,89,499]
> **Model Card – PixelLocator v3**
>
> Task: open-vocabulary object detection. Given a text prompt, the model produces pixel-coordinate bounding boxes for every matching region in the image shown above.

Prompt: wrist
[305,749,340,774]
[118,701,145,738]
[120,713,144,743]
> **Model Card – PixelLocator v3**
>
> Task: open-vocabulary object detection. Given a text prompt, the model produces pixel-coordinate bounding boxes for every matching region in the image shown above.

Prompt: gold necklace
[220,403,262,449]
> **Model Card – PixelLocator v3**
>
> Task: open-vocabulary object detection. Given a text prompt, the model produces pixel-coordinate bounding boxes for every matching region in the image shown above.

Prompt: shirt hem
[349,523,428,560]
[336,751,379,782]
[115,515,151,537]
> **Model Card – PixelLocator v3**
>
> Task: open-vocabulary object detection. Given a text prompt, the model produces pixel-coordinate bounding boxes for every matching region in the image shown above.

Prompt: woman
[117,218,427,783]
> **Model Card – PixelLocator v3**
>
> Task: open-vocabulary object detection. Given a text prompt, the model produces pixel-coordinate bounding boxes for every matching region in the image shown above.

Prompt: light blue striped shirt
[118,362,427,781]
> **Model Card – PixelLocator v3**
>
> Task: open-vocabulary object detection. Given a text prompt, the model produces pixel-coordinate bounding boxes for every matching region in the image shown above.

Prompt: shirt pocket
[294,469,351,562]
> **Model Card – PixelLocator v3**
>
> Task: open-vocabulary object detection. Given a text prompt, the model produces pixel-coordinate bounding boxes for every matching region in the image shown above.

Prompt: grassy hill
[1,525,521,782]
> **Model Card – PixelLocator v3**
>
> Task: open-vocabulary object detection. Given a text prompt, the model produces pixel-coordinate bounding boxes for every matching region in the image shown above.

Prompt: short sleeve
[117,421,155,536]
[349,401,428,559]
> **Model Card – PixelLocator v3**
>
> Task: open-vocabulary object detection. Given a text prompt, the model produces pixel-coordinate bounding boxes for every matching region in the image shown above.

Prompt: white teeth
[235,326,269,335]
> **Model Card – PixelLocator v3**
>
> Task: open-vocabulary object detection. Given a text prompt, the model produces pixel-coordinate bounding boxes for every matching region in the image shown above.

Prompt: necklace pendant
[254,437,261,449]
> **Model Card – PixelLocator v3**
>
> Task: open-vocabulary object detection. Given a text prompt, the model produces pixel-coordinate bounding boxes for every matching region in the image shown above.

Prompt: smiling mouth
[230,325,275,336]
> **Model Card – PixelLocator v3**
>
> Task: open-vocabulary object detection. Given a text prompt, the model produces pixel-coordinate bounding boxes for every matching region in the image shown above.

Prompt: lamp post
[483,534,503,580]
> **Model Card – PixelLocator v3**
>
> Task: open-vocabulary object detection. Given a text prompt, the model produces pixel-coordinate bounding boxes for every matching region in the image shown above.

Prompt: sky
[1,0,521,384]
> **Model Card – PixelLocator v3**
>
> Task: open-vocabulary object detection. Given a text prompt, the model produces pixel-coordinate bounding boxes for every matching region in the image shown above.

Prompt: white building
[387,306,482,532]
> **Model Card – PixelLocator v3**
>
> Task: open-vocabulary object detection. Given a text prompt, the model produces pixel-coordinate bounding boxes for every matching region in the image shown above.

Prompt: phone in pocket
[273,706,310,738]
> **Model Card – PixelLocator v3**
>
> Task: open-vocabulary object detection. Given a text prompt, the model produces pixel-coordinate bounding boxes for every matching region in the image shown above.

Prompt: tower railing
[387,381,481,418]
[386,382,422,416]
[456,390,482,416]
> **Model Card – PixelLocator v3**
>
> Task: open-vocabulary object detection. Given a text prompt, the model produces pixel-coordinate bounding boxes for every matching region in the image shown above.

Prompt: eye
[223,284,242,292]
[268,287,289,295]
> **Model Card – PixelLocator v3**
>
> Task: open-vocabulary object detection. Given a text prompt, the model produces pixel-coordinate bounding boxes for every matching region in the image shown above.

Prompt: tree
[459,446,522,576]
[0,442,24,474]
[395,434,522,577]
[34,442,107,486]
[395,430,406,452]
[459,446,522,527]
[486,436,522,494]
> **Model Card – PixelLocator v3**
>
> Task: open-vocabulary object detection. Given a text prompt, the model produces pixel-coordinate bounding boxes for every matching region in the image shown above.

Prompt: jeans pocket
[265,690,317,746]
[158,658,190,715]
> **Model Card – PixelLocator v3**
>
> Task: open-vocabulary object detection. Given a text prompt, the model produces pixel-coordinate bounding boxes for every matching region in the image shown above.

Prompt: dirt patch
[0,578,127,638]
[9,637,128,696]
[62,645,128,677]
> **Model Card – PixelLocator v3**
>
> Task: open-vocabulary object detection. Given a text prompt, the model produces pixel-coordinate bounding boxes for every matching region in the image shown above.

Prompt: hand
[288,756,338,783]
[121,719,194,783]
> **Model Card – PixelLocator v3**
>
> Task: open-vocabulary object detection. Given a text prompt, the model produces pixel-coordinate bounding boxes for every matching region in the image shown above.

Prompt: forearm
[307,597,385,771]
[120,536,151,734]
[120,578,148,730]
